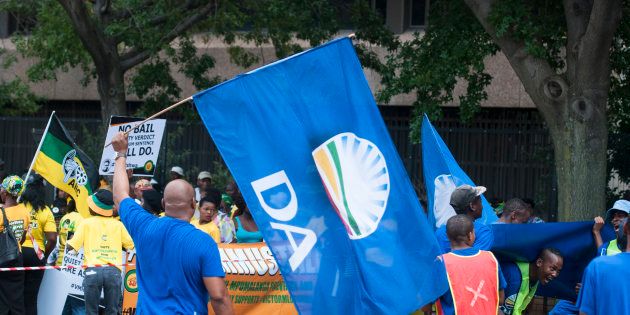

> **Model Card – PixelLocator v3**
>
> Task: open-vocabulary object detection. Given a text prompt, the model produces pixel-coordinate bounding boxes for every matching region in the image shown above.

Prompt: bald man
[111,132,233,315]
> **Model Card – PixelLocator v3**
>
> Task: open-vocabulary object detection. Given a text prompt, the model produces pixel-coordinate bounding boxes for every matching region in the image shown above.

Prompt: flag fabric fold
[32,113,99,217]
[421,115,497,229]
[193,37,447,314]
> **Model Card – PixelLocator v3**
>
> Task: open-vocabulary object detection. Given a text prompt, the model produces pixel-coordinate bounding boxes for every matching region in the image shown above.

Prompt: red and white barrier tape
[0,263,135,272]
[1,259,277,272]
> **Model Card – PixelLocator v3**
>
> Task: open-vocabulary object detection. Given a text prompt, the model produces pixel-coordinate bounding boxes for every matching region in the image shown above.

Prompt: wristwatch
[115,151,127,160]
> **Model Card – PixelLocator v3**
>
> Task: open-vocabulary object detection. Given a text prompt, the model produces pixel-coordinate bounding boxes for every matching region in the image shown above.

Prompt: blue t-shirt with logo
[498,261,526,315]
[119,198,224,315]
[435,221,494,253]
[439,247,506,315]
[577,253,630,315]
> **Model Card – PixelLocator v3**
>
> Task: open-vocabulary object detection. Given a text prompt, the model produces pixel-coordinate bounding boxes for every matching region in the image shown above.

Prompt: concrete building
[0,0,534,111]
[3,1,624,221]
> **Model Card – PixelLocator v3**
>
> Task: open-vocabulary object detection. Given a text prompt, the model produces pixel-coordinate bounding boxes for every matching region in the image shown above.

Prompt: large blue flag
[193,38,447,314]
[491,222,615,301]
[421,115,497,229]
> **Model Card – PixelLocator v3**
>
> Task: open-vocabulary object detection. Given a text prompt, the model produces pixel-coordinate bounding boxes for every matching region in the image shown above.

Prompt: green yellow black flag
[28,112,99,217]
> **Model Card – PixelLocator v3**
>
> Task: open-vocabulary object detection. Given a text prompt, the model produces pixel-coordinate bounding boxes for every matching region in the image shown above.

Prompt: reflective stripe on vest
[606,239,622,256]
[513,261,538,315]
[440,250,499,315]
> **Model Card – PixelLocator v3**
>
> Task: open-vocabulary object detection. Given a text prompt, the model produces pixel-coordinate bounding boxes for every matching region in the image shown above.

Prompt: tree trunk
[96,65,126,124]
[552,97,608,221]
[462,0,620,222]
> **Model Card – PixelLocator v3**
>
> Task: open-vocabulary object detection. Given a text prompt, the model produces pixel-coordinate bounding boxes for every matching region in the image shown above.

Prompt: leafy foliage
[9,1,93,83]
[608,0,630,188]
[0,45,39,115]
[0,78,40,115]
[488,0,566,70]
[0,0,395,120]
[378,0,497,140]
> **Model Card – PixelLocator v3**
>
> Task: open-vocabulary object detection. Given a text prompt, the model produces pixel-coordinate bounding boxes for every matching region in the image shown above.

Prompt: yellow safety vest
[513,261,538,315]
[606,239,622,256]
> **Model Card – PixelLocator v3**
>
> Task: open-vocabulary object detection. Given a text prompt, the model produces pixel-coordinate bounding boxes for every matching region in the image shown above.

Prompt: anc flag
[32,112,99,217]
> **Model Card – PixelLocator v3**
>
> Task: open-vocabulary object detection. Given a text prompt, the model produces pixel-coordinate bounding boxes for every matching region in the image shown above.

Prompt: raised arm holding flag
[100,35,448,314]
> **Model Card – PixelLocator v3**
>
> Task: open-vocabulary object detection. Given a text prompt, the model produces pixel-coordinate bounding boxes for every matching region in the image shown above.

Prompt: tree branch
[120,2,215,71]
[56,0,112,71]
[563,0,592,81]
[463,0,565,133]
[110,0,155,21]
[576,0,622,89]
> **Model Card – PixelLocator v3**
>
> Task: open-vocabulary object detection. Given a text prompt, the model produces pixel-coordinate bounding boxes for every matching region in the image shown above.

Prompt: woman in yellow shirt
[191,196,221,243]
[0,175,30,314]
[55,197,83,266]
[20,174,57,315]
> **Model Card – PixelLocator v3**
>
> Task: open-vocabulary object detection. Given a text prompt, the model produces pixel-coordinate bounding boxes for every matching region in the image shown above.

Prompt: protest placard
[60,248,89,295]
[121,242,298,314]
[38,248,111,314]
[100,116,166,177]
[211,242,298,315]
[122,251,138,315]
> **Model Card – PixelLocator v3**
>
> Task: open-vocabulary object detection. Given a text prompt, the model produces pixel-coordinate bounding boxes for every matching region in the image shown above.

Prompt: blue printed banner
[491,222,615,301]
[193,38,447,314]
[421,115,497,229]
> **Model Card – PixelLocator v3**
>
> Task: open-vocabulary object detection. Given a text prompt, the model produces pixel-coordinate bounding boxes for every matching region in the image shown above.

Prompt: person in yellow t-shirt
[55,197,84,266]
[0,175,30,315]
[191,196,221,243]
[67,190,134,315]
[19,174,58,315]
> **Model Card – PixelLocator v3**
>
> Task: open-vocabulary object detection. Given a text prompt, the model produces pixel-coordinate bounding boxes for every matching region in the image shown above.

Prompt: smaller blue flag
[491,222,615,301]
[421,115,497,229]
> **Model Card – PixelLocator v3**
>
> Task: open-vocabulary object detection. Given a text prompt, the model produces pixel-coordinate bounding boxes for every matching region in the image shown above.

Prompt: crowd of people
[426,184,630,315]
[1,138,629,314]
[0,142,257,314]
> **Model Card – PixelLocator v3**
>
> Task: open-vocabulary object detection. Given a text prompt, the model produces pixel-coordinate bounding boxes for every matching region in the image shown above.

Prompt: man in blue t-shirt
[111,132,233,315]
[577,218,630,315]
[435,185,494,253]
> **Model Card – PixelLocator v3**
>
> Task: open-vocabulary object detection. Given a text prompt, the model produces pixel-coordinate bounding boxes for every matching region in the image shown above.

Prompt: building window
[335,0,387,29]
[372,0,387,21]
[409,0,428,28]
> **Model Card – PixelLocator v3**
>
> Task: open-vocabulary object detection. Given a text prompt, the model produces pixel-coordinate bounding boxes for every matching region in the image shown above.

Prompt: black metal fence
[0,106,557,219]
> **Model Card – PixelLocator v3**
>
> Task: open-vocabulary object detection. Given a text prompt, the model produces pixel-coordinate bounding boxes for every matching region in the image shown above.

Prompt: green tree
[379,0,626,221]
[0,47,39,115]
[1,0,391,122]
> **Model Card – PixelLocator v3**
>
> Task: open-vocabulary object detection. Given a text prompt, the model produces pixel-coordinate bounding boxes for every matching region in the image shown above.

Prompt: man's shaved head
[163,179,195,220]
[446,214,474,243]
[538,247,563,261]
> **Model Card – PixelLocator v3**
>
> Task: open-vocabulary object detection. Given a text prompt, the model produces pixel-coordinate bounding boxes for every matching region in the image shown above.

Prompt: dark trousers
[0,254,25,315]
[83,266,122,315]
[22,247,45,315]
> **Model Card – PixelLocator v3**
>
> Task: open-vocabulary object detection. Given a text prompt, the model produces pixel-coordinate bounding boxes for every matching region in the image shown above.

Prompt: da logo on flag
[312,133,390,239]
